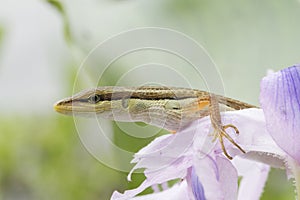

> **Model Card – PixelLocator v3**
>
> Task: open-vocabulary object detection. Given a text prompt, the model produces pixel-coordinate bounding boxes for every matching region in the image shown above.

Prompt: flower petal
[130,181,189,200]
[131,124,196,170]
[192,155,238,200]
[232,157,270,200]
[188,167,206,200]
[217,157,238,200]
[260,65,300,163]
[111,108,286,200]
[112,155,192,199]
[192,108,285,167]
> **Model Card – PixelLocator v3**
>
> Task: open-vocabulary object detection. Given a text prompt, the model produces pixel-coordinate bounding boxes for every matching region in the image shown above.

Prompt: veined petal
[260,65,300,163]
[192,108,285,167]
[191,155,238,200]
[131,123,196,170]
[112,155,192,200]
[111,108,286,200]
[232,157,270,200]
[217,157,238,200]
[130,180,189,200]
[187,167,206,200]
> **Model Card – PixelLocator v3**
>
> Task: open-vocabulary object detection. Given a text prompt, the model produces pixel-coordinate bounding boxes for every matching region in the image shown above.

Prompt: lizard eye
[88,94,102,103]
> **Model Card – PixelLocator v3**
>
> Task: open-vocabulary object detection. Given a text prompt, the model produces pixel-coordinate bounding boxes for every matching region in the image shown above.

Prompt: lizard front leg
[209,94,246,159]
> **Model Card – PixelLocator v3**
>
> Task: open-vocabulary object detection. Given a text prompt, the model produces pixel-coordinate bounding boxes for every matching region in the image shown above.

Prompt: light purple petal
[217,157,238,200]
[111,180,154,200]
[189,167,206,200]
[133,108,284,173]
[112,155,193,200]
[191,156,222,199]
[131,124,196,170]
[191,155,238,200]
[260,65,300,163]
[130,181,189,200]
[191,108,285,166]
[112,108,287,200]
[233,157,270,200]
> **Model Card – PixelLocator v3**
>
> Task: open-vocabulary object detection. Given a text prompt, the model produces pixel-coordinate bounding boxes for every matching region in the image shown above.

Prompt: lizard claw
[212,124,245,160]
[223,124,239,135]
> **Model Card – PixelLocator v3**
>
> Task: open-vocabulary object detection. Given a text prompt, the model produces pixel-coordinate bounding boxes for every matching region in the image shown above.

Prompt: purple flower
[260,65,300,163]
[260,64,300,195]
[111,64,300,200]
[111,109,279,200]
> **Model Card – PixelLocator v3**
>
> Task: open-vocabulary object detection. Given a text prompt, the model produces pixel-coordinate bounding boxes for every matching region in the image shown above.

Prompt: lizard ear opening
[164,100,181,110]
[122,98,129,109]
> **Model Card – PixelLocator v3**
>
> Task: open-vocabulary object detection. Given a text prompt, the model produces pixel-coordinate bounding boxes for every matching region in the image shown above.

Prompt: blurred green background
[0,0,299,199]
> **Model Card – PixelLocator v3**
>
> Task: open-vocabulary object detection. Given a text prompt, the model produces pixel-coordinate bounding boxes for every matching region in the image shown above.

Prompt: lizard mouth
[54,98,107,116]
